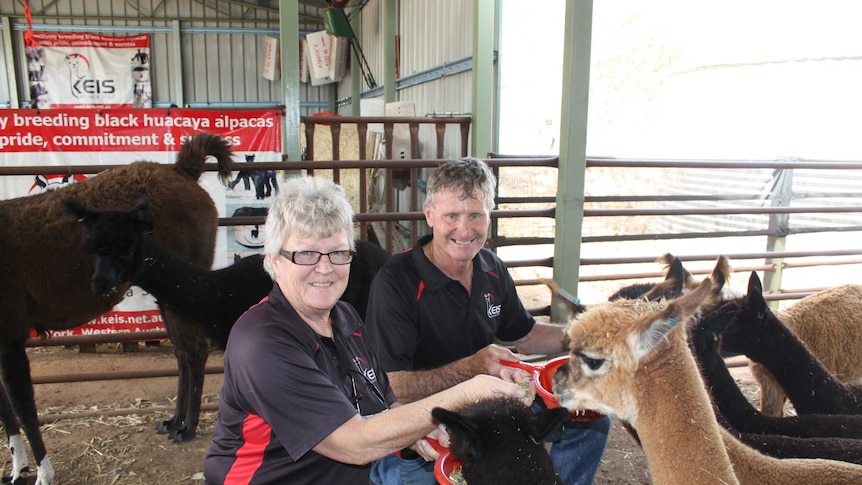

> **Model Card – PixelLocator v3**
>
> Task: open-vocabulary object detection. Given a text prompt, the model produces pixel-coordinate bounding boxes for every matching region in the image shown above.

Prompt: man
[366,157,610,485]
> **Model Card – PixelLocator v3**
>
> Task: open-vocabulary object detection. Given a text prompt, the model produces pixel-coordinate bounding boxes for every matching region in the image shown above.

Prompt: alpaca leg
[156,308,208,442]
[175,341,207,443]
[253,175,265,200]
[0,342,54,485]
[751,363,786,417]
[0,390,28,483]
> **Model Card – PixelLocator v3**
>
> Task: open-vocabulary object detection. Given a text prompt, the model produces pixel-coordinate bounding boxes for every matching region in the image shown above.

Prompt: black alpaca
[608,253,690,301]
[66,198,391,348]
[227,153,255,191]
[689,302,862,464]
[432,398,568,485]
[692,301,862,439]
[0,133,232,485]
[718,272,862,415]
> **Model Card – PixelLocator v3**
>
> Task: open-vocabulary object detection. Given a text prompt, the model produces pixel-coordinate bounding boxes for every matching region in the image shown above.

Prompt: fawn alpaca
[552,280,862,484]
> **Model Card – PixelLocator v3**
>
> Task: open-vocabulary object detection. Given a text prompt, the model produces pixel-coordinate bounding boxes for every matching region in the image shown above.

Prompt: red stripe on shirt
[487,270,498,279]
[416,280,425,300]
[223,413,272,484]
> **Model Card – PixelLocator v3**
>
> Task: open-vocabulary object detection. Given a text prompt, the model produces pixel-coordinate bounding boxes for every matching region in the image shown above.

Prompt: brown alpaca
[552,280,862,485]
[0,133,232,485]
[752,284,862,416]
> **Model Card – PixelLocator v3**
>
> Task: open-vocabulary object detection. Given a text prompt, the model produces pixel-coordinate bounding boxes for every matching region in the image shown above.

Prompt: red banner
[0,108,280,155]
[0,108,283,338]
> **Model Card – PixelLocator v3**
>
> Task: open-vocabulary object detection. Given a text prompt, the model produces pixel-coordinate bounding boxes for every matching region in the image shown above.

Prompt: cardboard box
[329,35,351,82]
[299,38,309,83]
[306,30,334,86]
[261,35,280,81]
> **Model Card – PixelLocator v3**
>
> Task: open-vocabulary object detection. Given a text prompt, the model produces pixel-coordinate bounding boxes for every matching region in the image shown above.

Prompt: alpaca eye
[577,352,604,371]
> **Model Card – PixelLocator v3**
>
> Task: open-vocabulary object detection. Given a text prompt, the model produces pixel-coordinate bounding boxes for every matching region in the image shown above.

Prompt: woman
[204,176,531,484]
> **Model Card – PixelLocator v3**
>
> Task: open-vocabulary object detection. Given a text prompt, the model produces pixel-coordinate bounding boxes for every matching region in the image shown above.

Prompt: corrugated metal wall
[0,0,480,159]
[2,0,479,126]
[0,0,337,114]
[343,0,475,160]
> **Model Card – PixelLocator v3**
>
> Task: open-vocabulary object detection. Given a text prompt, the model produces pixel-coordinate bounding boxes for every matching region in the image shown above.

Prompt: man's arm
[386,344,521,403]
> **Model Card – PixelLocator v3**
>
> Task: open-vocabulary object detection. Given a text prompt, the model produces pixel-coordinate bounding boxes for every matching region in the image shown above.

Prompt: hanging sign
[26,32,151,109]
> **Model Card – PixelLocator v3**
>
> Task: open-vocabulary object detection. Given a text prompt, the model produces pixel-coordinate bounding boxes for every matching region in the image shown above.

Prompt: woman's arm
[312,373,532,465]
[386,344,522,403]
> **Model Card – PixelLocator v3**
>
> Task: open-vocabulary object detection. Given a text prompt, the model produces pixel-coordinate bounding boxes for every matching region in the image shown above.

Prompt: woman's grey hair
[262,176,355,279]
[424,157,497,210]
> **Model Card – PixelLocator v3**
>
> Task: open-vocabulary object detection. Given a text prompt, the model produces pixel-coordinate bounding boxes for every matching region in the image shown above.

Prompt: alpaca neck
[692,339,763,429]
[134,235,209,304]
[755,311,846,412]
[632,334,739,485]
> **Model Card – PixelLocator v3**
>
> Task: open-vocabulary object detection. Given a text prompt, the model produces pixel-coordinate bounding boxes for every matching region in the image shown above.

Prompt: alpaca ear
[709,256,730,295]
[746,272,767,309]
[527,407,569,443]
[664,257,686,294]
[431,407,482,457]
[131,199,155,232]
[640,279,677,302]
[64,197,94,223]
[630,279,712,361]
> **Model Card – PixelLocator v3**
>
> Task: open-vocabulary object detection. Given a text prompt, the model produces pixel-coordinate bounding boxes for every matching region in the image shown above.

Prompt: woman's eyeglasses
[279,249,356,265]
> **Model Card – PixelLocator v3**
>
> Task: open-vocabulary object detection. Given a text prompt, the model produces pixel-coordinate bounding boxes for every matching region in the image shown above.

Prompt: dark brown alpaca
[0,133,232,485]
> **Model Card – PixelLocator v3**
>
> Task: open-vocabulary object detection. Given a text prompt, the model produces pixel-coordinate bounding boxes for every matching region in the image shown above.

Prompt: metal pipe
[32,366,225,385]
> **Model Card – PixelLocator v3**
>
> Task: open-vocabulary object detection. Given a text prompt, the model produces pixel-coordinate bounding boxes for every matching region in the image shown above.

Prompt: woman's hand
[413,424,450,461]
[499,366,536,403]
[456,374,534,407]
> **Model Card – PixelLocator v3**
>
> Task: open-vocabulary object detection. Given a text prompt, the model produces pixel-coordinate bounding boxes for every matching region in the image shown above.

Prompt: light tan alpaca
[552,280,862,485]
[754,284,862,416]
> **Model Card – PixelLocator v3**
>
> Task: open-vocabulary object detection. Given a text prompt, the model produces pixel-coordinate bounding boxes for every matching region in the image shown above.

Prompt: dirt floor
[0,342,764,484]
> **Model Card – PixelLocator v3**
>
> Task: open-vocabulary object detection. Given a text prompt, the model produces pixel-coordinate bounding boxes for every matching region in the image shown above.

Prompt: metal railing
[6,149,862,421]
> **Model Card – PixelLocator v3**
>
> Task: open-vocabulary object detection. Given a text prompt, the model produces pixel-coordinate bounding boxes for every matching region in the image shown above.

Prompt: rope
[23,0,35,47]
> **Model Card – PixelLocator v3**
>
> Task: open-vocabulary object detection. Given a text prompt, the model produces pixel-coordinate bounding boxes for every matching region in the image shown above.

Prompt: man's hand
[469,344,519,377]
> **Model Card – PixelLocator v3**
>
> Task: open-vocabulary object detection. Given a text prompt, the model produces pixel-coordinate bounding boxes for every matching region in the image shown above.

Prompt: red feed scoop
[501,356,605,421]
[424,437,462,485]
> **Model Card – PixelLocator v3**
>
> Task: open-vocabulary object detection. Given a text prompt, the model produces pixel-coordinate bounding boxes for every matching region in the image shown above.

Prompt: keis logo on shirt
[484,293,502,318]
[353,356,378,383]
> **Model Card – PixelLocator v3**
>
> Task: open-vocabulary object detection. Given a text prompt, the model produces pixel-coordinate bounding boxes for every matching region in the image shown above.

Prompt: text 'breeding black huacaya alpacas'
[0,133,232,485]
[719,272,862,416]
[65,198,392,349]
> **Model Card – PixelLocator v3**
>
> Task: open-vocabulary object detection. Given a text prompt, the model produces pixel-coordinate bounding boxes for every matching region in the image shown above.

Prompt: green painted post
[552,0,592,321]
[279,0,302,165]
[471,0,496,157]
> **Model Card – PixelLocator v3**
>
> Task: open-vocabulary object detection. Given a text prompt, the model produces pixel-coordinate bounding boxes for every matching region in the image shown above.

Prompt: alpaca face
[552,301,644,421]
[432,398,567,485]
[553,281,713,423]
[65,199,154,295]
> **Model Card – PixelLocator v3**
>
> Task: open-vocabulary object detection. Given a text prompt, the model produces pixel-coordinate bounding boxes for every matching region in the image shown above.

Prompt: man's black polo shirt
[365,234,535,372]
